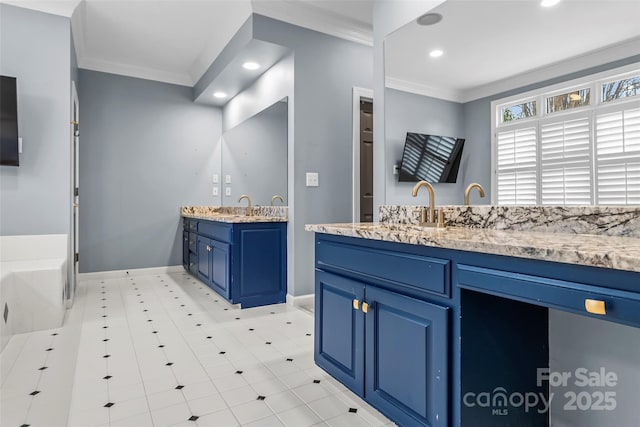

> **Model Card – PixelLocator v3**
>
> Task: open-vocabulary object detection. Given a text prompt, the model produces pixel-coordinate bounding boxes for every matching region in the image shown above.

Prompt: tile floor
[0,270,394,427]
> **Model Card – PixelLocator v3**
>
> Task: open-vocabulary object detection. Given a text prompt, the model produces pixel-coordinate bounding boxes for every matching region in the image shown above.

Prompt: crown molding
[78,56,193,87]
[252,0,372,46]
[385,76,464,103]
[461,36,640,103]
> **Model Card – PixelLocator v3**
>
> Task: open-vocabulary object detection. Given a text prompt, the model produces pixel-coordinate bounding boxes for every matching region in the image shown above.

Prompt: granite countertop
[181,205,287,223]
[305,222,640,273]
[183,212,287,223]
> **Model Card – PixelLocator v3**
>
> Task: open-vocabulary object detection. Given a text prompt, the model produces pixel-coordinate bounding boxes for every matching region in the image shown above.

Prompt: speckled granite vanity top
[181,206,288,223]
[306,206,640,273]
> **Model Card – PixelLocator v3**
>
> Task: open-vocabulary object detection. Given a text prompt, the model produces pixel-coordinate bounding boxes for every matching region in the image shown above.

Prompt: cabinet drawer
[317,240,450,297]
[458,264,640,328]
[198,221,232,243]
[188,232,197,253]
[184,218,196,231]
[189,252,197,274]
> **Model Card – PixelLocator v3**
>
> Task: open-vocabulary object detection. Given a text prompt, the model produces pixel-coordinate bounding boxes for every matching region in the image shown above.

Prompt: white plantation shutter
[540,117,592,204]
[493,68,640,206]
[496,127,537,204]
[595,107,640,204]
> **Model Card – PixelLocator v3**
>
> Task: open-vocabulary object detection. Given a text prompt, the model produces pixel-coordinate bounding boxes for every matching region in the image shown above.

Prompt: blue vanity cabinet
[196,235,213,284]
[365,286,449,427]
[315,270,366,396]
[182,230,189,270]
[314,234,450,427]
[182,219,198,274]
[183,218,286,308]
[210,239,230,300]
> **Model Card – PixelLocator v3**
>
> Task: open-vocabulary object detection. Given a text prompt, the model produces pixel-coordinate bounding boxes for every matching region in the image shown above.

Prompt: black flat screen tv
[1,75,19,167]
[398,132,465,183]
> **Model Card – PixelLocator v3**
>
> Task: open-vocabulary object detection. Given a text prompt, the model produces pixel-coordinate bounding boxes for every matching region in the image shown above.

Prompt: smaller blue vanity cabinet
[314,234,451,427]
[183,217,286,308]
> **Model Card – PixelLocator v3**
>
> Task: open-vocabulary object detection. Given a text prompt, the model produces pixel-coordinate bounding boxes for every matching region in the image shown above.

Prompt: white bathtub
[0,235,68,352]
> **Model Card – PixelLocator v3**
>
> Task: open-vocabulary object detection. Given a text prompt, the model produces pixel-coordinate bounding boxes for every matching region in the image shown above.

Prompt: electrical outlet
[212,174,219,184]
[212,186,219,196]
[225,175,232,184]
[306,172,319,187]
[225,187,231,196]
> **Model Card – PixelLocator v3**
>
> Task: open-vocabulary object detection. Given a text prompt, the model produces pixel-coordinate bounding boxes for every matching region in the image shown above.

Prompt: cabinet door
[365,286,449,427]
[210,240,230,300]
[196,236,212,283]
[182,231,189,270]
[315,271,365,397]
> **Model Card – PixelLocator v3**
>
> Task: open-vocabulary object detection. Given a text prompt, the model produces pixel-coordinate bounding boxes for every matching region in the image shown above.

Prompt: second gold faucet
[238,194,252,216]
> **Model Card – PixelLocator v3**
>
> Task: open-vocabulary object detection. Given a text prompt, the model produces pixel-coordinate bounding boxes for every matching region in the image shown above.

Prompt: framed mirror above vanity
[220,97,288,206]
[384,0,640,206]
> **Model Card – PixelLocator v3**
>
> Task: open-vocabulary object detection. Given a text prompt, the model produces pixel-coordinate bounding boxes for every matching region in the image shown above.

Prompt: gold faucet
[464,183,485,205]
[412,181,437,226]
[238,195,252,216]
[271,195,285,206]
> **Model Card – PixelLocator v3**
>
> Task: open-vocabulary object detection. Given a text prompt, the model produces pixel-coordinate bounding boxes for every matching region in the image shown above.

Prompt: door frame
[352,87,374,223]
[68,81,79,307]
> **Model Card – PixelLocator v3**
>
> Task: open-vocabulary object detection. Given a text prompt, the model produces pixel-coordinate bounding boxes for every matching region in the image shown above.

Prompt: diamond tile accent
[38,366,48,370]
[349,408,358,413]
[5,271,392,427]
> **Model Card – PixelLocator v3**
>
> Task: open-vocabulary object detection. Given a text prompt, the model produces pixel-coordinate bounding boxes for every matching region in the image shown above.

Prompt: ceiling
[385,0,640,103]
[1,0,373,87]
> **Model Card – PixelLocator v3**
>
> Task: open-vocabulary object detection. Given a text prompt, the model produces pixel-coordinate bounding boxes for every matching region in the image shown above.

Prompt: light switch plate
[225,175,232,184]
[212,186,219,196]
[18,137,23,154]
[306,172,319,187]
[225,187,231,196]
[213,174,219,184]
[393,164,399,175]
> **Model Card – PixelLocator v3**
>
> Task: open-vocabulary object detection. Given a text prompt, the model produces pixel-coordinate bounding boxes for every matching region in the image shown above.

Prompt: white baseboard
[79,265,184,281]
[286,293,314,308]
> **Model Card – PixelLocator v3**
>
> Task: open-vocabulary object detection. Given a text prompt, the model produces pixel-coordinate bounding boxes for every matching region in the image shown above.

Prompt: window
[546,88,591,113]
[500,100,537,123]
[493,67,640,206]
[602,76,640,102]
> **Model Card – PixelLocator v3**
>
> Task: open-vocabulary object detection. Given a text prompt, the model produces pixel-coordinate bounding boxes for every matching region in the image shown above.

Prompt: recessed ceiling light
[429,49,444,58]
[243,62,260,70]
[541,0,561,7]
[417,12,443,26]
[213,92,227,99]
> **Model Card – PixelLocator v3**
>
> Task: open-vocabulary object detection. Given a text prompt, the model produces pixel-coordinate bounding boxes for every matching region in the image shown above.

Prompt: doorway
[359,100,373,222]
[352,87,374,222]
[69,81,80,306]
